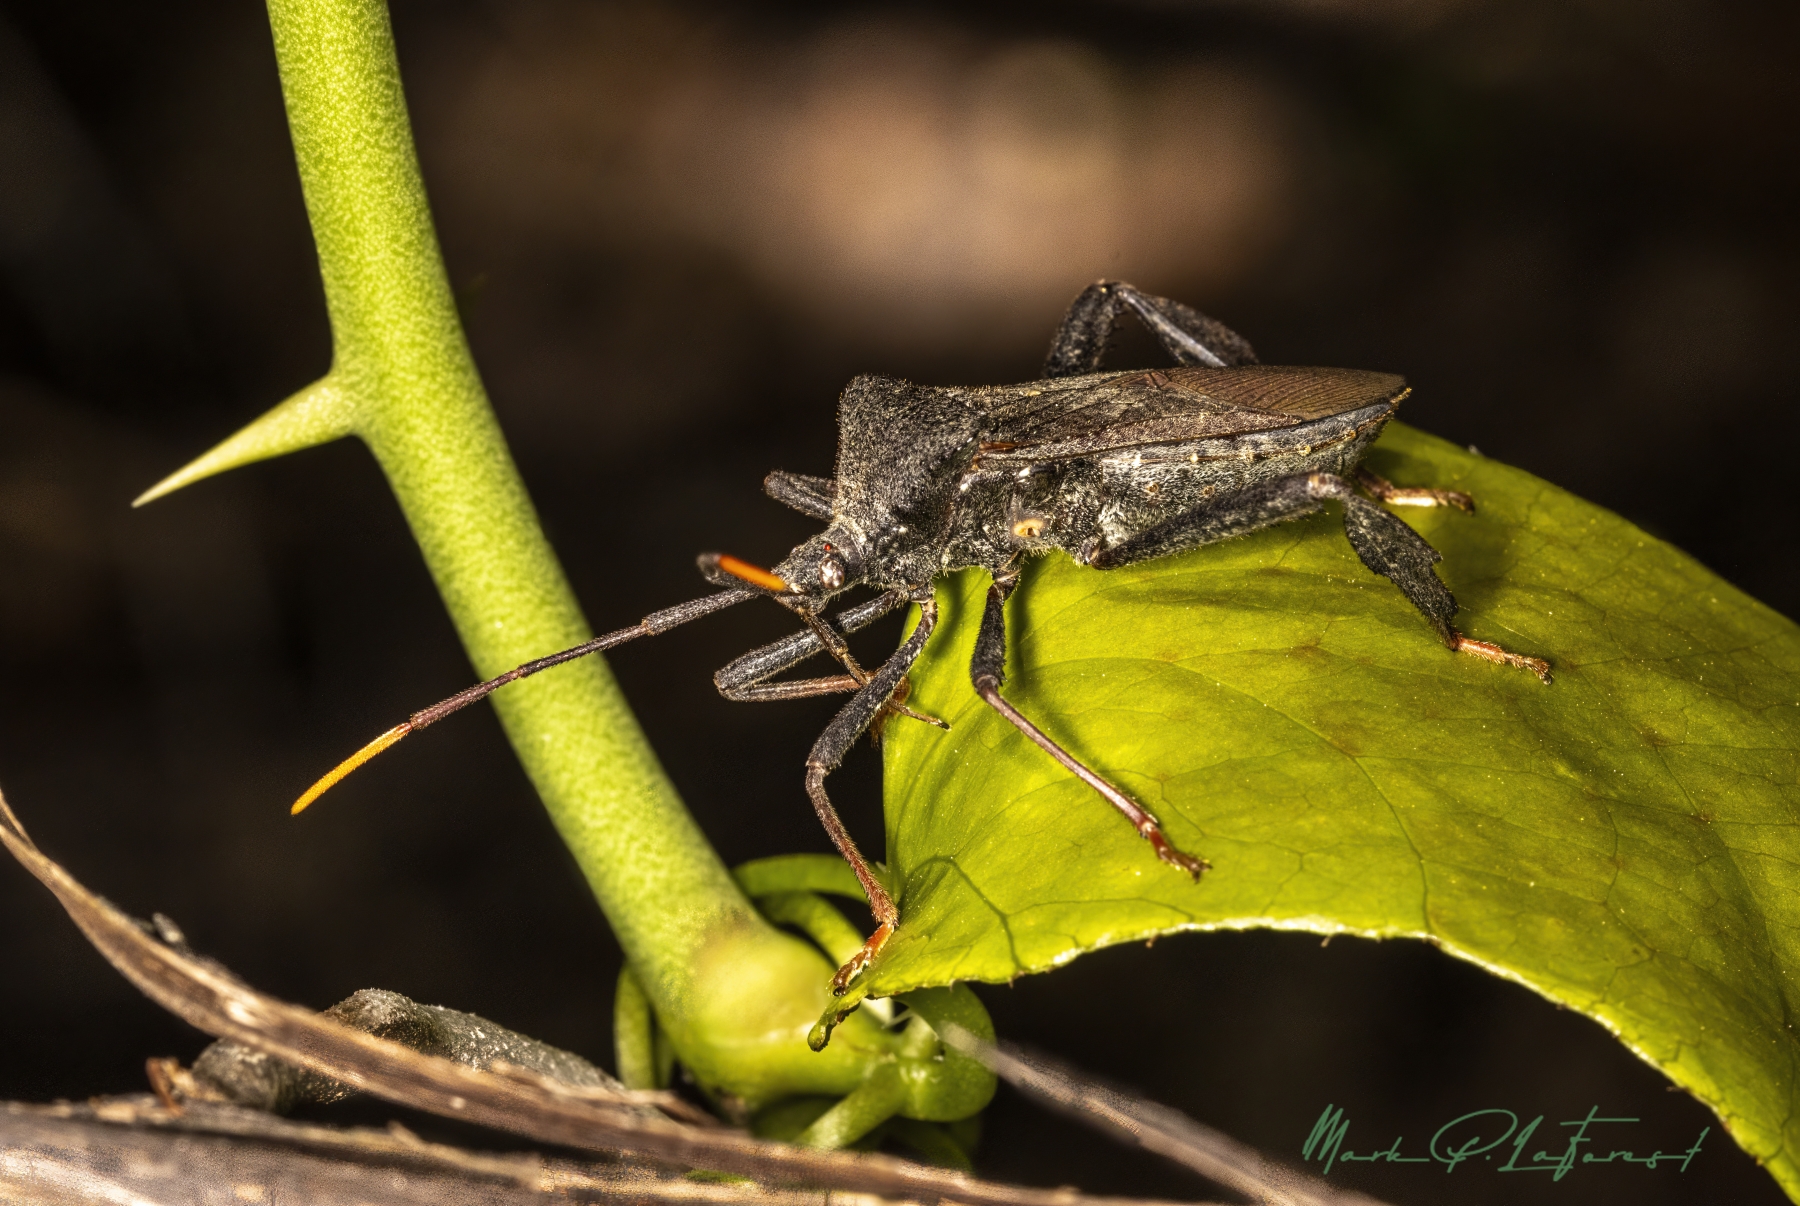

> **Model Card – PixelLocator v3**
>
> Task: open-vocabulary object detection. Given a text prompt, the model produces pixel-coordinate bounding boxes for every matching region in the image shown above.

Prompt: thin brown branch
[0,788,1221,1206]
[0,1096,922,1206]
[939,1025,1393,1206]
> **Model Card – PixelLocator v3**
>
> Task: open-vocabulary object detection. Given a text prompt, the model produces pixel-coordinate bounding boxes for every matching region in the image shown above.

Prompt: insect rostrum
[295,280,1551,1006]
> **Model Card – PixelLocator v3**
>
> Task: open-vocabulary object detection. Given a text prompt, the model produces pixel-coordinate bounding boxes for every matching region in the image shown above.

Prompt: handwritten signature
[1302,1104,1708,1181]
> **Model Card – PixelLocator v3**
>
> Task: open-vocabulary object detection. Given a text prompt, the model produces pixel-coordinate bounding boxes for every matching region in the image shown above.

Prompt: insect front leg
[801,606,948,731]
[713,591,904,703]
[1044,280,1259,378]
[718,674,862,703]
[805,592,940,995]
[968,573,1209,880]
[713,590,947,727]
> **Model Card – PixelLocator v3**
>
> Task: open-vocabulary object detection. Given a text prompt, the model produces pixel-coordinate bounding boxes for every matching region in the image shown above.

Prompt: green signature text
[1302,1104,1709,1181]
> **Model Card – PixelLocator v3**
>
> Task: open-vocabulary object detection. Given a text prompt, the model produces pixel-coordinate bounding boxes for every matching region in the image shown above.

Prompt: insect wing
[978,366,1407,464]
[1164,365,1409,421]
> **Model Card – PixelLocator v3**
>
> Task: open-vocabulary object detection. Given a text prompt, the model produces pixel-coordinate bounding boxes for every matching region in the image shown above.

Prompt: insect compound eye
[818,553,846,589]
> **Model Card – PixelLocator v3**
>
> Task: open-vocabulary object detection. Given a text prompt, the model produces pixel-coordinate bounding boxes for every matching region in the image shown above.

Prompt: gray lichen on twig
[191,988,626,1114]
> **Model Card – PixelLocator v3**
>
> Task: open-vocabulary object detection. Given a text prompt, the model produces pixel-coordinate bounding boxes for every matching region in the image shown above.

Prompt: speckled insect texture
[704,281,1550,998]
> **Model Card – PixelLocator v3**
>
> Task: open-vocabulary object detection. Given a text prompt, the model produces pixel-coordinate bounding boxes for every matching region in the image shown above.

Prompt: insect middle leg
[803,592,941,994]
[969,572,1209,879]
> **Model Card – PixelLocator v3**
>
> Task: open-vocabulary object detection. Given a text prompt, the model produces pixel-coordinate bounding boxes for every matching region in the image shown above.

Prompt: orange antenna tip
[715,554,789,593]
[291,723,412,815]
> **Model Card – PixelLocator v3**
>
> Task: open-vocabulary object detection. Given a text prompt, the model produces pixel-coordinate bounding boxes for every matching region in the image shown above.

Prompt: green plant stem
[135,0,996,1123]
[261,0,749,1023]
[245,0,902,1108]
[122,0,997,1126]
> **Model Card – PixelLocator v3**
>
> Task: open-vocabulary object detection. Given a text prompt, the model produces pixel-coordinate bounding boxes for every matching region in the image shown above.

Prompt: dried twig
[939,1025,1392,1206]
[0,788,1222,1206]
[0,1096,928,1206]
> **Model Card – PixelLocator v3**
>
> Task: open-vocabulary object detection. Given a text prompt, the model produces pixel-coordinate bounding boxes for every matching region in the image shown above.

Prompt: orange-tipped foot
[1453,633,1553,684]
[830,921,893,996]
[1357,468,1475,513]
[291,723,413,814]
[891,703,949,730]
[1139,821,1209,880]
[1381,485,1474,512]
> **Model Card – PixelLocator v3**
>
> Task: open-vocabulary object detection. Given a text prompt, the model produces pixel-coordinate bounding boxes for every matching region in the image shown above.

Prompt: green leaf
[875,420,1800,1197]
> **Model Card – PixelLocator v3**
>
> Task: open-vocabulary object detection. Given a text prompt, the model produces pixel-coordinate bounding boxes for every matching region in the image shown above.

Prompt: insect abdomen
[1076,401,1395,557]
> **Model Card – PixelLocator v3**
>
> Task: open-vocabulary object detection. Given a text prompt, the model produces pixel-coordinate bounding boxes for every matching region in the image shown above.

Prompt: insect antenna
[290,589,752,815]
[696,552,793,596]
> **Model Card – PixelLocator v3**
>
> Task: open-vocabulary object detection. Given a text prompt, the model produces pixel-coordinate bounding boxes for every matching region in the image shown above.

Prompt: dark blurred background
[0,0,1794,1202]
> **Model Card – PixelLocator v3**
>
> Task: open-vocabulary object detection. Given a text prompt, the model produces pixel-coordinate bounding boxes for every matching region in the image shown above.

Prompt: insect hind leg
[1087,473,1550,682]
[1356,466,1473,513]
[1082,474,1327,570]
[1322,475,1552,683]
[1044,280,1259,378]
[1089,470,1453,635]
[1326,478,1459,641]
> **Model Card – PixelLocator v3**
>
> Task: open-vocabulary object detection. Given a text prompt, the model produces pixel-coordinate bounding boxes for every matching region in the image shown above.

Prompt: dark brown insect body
[825,363,1407,587]
[298,282,1550,1006]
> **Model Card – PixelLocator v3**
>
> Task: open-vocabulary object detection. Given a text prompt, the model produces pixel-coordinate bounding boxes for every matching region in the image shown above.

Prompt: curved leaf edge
[870,421,1800,1201]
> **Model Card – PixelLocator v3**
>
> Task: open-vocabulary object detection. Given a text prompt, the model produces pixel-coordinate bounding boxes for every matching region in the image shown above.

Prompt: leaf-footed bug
[292,280,1550,999]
